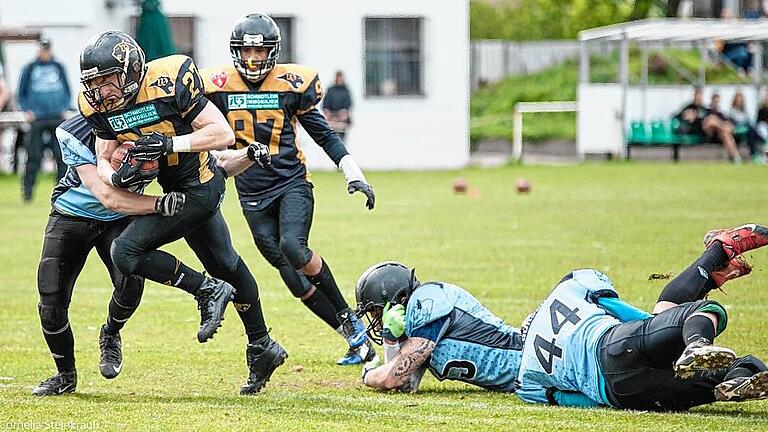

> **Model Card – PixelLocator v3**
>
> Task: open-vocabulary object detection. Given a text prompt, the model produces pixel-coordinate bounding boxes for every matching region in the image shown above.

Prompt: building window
[129,15,196,59]
[364,17,423,97]
[272,16,294,63]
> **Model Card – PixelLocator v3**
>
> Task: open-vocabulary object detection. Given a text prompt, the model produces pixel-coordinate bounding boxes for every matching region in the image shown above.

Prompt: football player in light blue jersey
[517,224,768,411]
[355,262,523,393]
[33,114,185,396]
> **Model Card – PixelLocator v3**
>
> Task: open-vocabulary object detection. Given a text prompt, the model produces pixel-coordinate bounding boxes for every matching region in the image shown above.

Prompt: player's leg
[110,172,234,342]
[184,209,287,394]
[94,217,145,379]
[277,184,373,365]
[33,212,97,395]
[652,223,768,314]
[715,355,768,402]
[242,205,341,332]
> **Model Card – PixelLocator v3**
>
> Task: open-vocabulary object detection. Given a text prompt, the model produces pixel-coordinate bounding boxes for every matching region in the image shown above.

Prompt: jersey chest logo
[107,104,161,131]
[227,93,280,110]
[277,72,304,89]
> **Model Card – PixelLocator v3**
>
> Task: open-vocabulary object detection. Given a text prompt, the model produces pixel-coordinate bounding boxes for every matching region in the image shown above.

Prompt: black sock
[301,288,342,329]
[138,251,205,294]
[657,243,729,304]
[304,259,349,313]
[104,296,139,335]
[228,258,268,343]
[682,314,716,345]
[43,325,75,373]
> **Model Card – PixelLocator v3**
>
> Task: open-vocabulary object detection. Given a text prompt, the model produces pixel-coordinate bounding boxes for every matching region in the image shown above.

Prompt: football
[516,178,531,194]
[110,142,159,174]
[453,178,468,194]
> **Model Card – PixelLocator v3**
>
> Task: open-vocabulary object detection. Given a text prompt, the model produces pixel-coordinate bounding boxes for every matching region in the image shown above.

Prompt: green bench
[626,118,705,161]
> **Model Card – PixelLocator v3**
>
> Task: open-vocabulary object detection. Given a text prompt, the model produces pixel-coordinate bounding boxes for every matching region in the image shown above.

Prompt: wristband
[338,154,366,184]
[172,135,191,152]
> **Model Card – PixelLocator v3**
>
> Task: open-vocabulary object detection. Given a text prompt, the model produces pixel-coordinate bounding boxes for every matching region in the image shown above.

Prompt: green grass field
[2,163,768,431]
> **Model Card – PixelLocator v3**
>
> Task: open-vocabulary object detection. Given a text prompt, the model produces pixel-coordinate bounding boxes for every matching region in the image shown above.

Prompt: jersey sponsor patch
[227,93,280,110]
[107,104,160,131]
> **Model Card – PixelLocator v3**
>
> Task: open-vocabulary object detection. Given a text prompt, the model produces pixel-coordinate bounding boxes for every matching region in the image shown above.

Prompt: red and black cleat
[711,255,752,288]
[704,224,768,259]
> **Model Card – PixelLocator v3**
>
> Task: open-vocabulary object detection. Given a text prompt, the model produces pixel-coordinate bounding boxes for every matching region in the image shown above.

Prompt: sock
[138,251,205,294]
[682,314,716,345]
[384,340,401,363]
[657,243,729,304]
[228,258,268,343]
[304,259,349,313]
[301,288,341,330]
[42,325,75,373]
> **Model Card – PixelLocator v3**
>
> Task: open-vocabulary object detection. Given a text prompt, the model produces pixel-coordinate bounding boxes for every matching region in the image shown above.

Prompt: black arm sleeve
[298,108,349,165]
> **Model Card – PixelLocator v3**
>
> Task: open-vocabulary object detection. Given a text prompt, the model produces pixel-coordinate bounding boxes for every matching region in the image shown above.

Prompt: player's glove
[155,192,186,217]
[348,180,375,210]
[131,132,174,161]
[361,355,382,385]
[111,157,144,189]
[247,142,272,168]
[381,302,406,341]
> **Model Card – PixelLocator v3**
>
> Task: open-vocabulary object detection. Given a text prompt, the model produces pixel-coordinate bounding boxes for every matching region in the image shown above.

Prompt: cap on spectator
[40,38,51,49]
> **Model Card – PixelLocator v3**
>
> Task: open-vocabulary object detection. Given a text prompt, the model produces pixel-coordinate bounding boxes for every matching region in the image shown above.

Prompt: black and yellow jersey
[201,63,348,210]
[78,54,216,191]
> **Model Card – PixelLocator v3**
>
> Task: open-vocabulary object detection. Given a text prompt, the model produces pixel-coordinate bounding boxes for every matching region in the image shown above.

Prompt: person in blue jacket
[357,224,768,411]
[17,39,71,202]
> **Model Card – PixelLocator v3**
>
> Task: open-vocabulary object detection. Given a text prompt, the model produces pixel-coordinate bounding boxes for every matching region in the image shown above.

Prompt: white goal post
[512,101,576,162]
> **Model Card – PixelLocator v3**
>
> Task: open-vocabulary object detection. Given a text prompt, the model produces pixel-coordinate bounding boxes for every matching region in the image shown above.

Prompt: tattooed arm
[363,337,436,390]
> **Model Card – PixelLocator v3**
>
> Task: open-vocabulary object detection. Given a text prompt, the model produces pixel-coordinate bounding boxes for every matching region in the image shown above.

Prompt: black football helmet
[80,31,146,112]
[230,13,281,82]
[355,261,419,345]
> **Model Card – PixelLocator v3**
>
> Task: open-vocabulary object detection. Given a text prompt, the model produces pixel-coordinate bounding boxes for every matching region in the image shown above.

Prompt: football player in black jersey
[77,31,285,394]
[203,13,376,365]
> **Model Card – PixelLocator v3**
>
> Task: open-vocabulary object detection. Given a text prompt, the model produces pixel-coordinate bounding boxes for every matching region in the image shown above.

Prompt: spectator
[719,8,753,73]
[17,39,70,202]
[755,92,768,154]
[322,71,352,141]
[728,91,765,164]
[0,62,9,110]
[676,87,741,163]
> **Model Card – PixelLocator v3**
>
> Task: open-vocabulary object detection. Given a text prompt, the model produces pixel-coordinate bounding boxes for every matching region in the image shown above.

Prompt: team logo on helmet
[210,71,228,88]
[277,72,304,90]
[112,41,136,64]
[149,76,173,94]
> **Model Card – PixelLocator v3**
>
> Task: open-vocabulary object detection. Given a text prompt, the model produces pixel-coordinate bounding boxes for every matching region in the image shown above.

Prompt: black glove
[155,192,186,216]
[111,158,144,189]
[131,132,174,161]
[247,142,272,168]
[348,180,375,210]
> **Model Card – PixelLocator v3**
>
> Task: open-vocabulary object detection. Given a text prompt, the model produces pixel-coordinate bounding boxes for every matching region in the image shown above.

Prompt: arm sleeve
[552,390,603,408]
[175,57,208,120]
[298,108,349,165]
[596,296,652,322]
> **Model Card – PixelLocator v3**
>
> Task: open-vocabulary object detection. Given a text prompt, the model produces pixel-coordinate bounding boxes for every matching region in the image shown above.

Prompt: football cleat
[337,308,368,350]
[715,371,768,402]
[704,224,768,259]
[32,370,77,396]
[711,255,752,288]
[337,339,376,366]
[240,336,288,395]
[99,325,123,379]
[674,338,736,379]
[194,277,235,343]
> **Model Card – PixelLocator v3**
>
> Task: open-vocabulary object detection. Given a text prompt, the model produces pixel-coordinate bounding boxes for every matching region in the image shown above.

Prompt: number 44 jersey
[516,269,622,405]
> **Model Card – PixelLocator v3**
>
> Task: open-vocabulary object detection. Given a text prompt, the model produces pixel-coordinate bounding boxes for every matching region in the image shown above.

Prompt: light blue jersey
[516,269,623,406]
[404,282,523,392]
[51,115,125,221]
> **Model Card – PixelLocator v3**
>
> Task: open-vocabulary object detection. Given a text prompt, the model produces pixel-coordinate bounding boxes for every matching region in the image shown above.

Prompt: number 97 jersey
[516,269,621,405]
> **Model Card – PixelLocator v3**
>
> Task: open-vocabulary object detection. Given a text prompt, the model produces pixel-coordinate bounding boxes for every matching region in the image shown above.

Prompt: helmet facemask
[230,34,281,83]
[354,265,418,346]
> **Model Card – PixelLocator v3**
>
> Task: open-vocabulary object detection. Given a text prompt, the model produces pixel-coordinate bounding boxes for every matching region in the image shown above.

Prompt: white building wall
[0,0,470,170]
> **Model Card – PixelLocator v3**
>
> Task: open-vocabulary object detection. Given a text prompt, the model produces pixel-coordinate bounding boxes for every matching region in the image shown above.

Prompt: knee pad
[110,237,139,276]
[38,303,69,334]
[113,275,145,309]
[695,300,728,335]
[279,236,311,269]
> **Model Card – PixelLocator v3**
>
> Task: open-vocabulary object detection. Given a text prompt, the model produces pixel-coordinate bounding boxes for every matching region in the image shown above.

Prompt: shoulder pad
[77,93,97,118]
[405,283,454,333]
[199,65,250,94]
[260,63,318,93]
[136,54,191,102]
